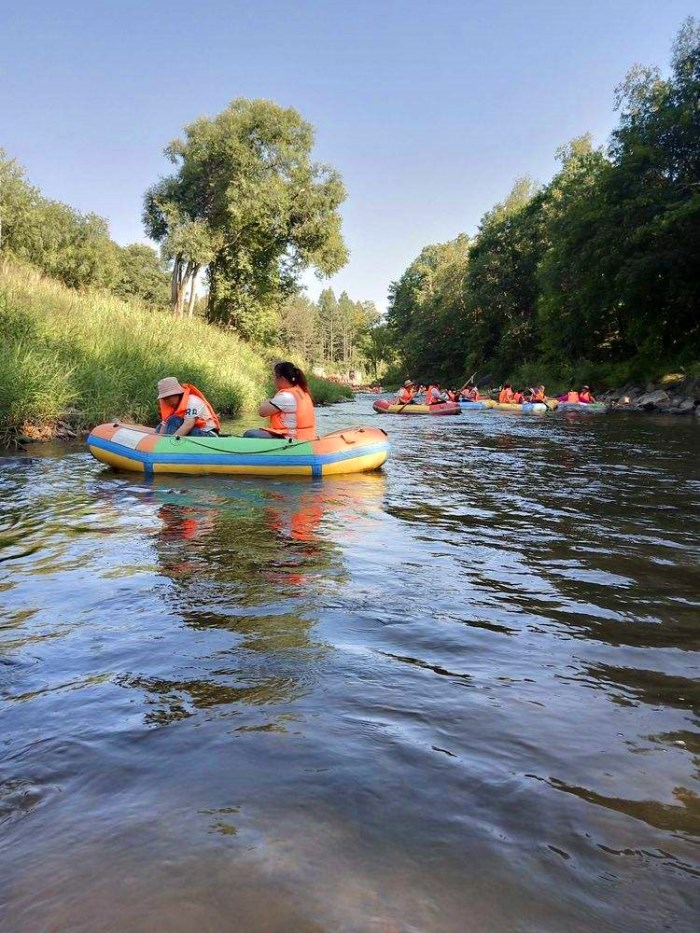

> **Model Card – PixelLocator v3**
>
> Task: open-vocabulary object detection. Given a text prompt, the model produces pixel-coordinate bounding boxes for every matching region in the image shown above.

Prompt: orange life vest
[268,385,316,441]
[499,388,513,403]
[531,389,545,402]
[467,388,479,401]
[397,388,414,404]
[512,392,524,404]
[579,391,592,403]
[158,383,220,432]
[426,387,440,405]
[567,391,580,403]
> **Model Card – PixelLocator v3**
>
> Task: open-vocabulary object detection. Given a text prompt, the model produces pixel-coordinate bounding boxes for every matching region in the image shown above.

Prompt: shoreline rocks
[600,376,699,415]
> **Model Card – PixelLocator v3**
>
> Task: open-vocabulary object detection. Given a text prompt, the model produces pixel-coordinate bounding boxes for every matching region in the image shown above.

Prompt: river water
[1,397,698,932]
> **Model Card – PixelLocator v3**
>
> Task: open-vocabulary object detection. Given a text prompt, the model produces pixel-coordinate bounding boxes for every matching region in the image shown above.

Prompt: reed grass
[0,259,351,439]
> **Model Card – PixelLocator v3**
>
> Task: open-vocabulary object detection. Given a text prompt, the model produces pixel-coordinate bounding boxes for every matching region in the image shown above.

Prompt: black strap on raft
[171,435,308,456]
[170,427,369,457]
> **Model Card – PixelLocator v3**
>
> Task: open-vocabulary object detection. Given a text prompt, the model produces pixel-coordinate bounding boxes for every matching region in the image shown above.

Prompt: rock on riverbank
[600,375,699,415]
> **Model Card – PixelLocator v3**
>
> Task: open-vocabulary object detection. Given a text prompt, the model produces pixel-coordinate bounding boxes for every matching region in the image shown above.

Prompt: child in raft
[243,361,316,440]
[511,388,525,404]
[155,377,221,437]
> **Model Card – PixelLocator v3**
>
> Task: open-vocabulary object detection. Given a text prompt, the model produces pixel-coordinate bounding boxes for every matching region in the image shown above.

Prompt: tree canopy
[143,98,349,336]
[0,150,168,308]
[385,19,700,386]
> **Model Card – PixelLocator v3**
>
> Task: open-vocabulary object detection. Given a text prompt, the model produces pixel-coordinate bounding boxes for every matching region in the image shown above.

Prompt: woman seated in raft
[459,381,480,401]
[530,384,547,402]
[396,380,417,404]
[243,361,316,440]
[579,385,595,403]
[498,383,514,403]
[156,377,221,437]
[425,381,442,405]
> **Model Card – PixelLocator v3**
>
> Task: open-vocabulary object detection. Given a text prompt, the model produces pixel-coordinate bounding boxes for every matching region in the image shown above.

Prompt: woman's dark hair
[274,361,309,393]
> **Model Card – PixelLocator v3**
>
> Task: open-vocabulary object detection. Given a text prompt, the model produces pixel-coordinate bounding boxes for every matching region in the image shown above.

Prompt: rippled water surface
[1,398,699,932]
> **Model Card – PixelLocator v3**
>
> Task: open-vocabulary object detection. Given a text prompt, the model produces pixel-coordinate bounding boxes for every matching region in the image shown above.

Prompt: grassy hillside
[0,259,351,441]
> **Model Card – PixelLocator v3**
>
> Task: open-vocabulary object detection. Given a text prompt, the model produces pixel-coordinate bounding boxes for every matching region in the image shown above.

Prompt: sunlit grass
[0,259,351,437]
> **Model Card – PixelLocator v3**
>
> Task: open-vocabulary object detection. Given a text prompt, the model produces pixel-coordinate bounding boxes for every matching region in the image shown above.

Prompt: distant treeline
[385,19,700,388]
[0,151,170,309]
[280,288,379,374]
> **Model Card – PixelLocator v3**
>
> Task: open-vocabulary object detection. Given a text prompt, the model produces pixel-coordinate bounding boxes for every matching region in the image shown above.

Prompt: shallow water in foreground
[1,398,698,932]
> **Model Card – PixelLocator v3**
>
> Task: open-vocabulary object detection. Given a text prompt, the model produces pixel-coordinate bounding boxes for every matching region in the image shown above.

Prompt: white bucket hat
[157,377,185,399]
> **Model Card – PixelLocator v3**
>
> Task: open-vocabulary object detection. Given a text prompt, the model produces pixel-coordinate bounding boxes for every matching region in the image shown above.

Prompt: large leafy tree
[387,234,470,382]
[143,98,348,336]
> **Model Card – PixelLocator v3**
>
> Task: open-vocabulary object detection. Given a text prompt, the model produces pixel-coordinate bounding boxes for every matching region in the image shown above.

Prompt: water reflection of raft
[87,423,390,476]
[373,400,461,416]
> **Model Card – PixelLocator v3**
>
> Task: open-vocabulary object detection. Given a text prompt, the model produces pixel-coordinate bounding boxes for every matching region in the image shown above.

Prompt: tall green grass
[0,259,350,438]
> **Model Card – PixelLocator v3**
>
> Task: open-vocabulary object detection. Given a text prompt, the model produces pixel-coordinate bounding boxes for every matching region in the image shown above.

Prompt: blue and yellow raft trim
[87,423,390,477]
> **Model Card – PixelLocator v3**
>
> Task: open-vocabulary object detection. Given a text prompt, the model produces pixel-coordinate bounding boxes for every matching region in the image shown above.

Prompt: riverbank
[0,260,352,444]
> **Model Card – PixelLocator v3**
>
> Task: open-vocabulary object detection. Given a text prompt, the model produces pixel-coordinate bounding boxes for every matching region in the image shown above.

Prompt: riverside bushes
[0,260,350,439]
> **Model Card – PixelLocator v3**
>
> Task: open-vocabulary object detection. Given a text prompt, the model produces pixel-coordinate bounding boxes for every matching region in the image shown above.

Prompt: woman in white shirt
[243,362,316,440]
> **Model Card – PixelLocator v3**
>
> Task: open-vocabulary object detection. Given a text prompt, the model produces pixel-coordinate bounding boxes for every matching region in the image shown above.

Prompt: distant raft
[87,423,390,477]
[557,402,609,414]
[373,400,462,416]
[459,400,496,410]
[491,401,550,414]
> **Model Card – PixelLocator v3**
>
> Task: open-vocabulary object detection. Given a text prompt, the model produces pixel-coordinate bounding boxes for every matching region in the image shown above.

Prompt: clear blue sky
[1,0,693,310]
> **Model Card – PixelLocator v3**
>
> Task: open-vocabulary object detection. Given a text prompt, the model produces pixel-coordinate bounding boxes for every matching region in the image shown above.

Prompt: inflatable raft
[558,402,608,414]
[87,423,390,477]
[492,402,549,414]
[373,400,461,416]
[458,400,496,410]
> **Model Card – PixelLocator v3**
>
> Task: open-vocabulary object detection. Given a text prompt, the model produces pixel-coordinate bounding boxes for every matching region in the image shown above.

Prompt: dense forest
[385,19,700,387]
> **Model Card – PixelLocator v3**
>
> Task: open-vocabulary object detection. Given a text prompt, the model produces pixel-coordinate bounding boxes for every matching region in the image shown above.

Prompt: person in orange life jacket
[460,381,480,401]
[155,377,221,437]
[498,383,514,404]
[567,387,580,403]
[243,361,316,440]
[530,385,546,402]
[425,382,442,405]
[396,380,416,404]
[512,388,525,404]
[579,385,595,403]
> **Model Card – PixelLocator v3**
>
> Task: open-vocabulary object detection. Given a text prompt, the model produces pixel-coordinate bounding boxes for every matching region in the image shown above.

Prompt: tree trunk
[187,265,200,317]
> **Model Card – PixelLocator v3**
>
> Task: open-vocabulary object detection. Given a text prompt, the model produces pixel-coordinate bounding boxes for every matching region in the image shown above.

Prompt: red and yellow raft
[373,400,461,416]
[87,423,390,477]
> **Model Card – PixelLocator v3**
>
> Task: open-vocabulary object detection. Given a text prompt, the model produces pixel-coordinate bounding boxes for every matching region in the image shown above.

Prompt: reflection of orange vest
[499,388,513,403]
[159,383,220,431]
[567,391,580,403]
[268,385,316,440]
